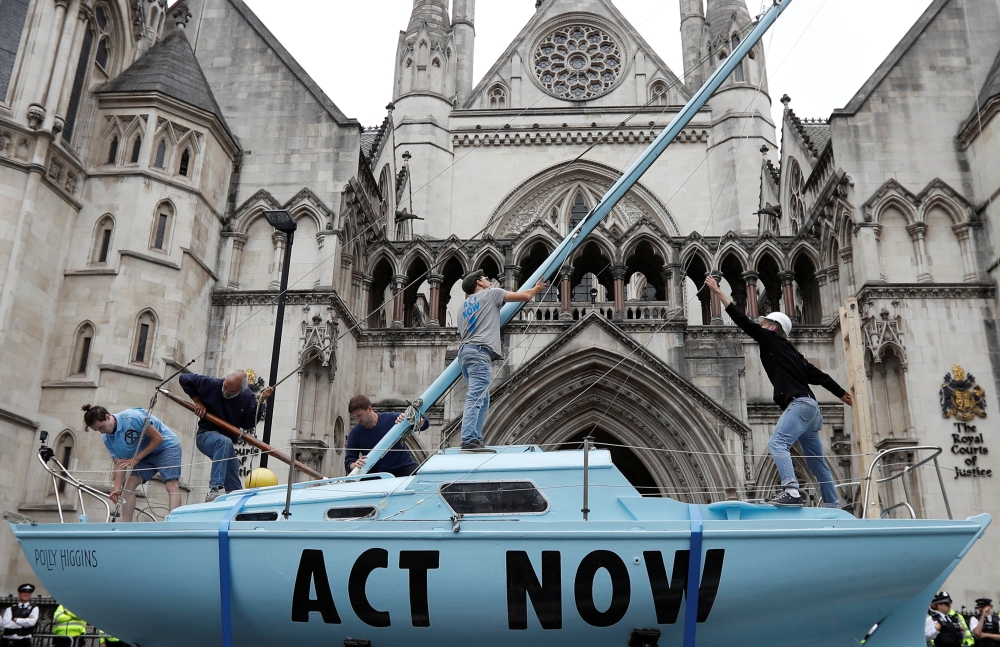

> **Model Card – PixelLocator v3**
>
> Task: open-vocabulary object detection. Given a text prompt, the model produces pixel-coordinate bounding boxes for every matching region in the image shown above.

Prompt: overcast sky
[241,0,935,130]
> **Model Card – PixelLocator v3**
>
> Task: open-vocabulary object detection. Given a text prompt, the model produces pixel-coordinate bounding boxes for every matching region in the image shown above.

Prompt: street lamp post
[260,210,297,467]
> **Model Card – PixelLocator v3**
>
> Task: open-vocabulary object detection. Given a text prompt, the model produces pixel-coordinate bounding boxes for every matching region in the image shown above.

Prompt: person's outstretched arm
[805,362,853,406]
[503,280,548,303]
[704,276,770,344]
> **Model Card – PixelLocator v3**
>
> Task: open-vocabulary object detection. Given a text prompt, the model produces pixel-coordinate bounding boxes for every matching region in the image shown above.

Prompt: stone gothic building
[1,0,998,601]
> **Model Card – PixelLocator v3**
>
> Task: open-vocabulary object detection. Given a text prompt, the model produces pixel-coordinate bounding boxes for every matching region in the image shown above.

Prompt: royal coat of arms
[940,365,987,421]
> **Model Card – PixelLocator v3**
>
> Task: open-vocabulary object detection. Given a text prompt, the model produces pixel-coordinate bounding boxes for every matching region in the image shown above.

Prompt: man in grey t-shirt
[457,269,546,452]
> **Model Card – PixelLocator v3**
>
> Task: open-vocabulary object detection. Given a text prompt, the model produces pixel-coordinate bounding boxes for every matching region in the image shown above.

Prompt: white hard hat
[764,311,792,336]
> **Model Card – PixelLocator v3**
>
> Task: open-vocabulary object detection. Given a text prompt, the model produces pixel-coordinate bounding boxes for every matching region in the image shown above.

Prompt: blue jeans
[768,397,839,505]
[458,345,493,444]
[196,430,242,492]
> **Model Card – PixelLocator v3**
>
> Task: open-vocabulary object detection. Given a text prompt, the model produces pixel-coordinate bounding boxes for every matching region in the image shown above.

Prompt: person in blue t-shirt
[344,395,428,477]
[82,404,183,521]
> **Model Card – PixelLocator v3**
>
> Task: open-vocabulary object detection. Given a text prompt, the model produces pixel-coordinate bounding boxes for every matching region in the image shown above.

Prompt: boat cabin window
[440,481,548,515]
[234,511,279,521]
[326,505,378,520]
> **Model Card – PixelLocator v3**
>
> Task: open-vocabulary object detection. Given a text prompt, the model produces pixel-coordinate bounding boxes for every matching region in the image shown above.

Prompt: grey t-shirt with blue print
[458,287,506,357]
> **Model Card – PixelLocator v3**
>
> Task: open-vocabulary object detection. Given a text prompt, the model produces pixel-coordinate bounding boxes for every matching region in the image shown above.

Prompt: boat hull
[12,514,990,647]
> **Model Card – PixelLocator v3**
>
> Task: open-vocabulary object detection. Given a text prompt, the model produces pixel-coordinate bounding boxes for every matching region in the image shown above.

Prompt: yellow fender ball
[245,467,278,489]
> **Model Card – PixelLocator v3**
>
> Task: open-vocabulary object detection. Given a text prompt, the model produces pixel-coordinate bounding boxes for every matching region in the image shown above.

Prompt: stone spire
[679,0,707,91]
[452,0,475,105]
[706,0,753,50]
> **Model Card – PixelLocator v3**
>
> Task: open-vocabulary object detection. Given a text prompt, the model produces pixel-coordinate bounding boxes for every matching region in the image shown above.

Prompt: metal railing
[835,445,952,520]
[35,432,156,524]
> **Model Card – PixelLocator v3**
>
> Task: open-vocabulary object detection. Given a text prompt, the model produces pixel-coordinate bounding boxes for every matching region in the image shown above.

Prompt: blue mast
[361,0,794,474]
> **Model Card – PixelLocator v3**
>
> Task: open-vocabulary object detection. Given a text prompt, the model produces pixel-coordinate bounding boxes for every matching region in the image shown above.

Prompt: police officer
[927,591,974,647]
[51,604,87,647]
[0,584,39,647]
[971,598,1000,646]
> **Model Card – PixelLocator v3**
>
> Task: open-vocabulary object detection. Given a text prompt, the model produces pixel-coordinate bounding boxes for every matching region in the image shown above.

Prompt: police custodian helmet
[17,583,35,594]
[932,591,953,605]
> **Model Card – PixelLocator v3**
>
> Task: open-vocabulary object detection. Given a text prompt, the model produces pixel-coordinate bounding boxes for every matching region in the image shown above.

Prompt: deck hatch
[325,505,378,520]
[234,511,279,521]
[440,480,548,515]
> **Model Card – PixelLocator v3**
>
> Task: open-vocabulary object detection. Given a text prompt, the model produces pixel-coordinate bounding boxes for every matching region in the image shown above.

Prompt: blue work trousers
[196,430,242,492]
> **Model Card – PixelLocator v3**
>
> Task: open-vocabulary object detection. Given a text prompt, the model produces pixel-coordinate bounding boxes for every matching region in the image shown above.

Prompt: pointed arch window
[70,323,95,376]
[50,432,76,494]
[62,26,93,143]
[731,35,745,82]
[488,85,507,110]
[154,140,167,168]
[178,148,190,176]
[129,136,142,163]
[106,136,119,164]
[649,81,668,107]
[91,215,114,264]
[569,192,588,227]
[132,310,156,365]
[150,203,173,251]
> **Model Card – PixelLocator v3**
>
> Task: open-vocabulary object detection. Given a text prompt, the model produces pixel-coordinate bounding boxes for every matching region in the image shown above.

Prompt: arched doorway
[559,428,659,496]
[478,338,749,503]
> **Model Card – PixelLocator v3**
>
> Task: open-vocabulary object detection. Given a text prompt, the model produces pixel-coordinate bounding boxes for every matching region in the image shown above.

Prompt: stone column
[391,275,406,328]
[953,223,978,282]
[827,266,841,323]
[853,224,882,284]
[742,270,759,317]
[814,269,829,323]
[559,265,573,320]
[26,0,70,123]
[779,270,796,319]
[55,2,92,127]
[709,272,723,324]
[269,231,286,289]
[42,0,82,132]
[906,222,932,282]
[666,265,684,320]
[840,246,856,295]
[359,275,373,329]
[226,233,247,289]
[505,264,520,291]
[612,265,626,321]
[426,273,443,326]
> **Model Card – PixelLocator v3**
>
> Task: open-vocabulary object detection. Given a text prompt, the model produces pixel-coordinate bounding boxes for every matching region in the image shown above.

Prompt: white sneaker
[205,487,224,502]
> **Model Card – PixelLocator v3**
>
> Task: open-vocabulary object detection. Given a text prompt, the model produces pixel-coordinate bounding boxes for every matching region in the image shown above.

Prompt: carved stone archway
[479,339,746,503]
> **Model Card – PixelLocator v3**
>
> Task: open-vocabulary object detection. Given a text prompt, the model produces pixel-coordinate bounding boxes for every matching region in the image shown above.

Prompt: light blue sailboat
[8,2,990,646]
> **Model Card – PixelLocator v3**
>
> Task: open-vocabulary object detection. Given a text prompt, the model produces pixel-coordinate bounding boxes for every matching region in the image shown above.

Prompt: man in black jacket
[704,276,852,507]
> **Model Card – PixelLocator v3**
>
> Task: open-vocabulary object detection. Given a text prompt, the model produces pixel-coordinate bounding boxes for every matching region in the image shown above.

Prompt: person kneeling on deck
[457,269,547,453]
[703,276,852,507]
[83,404,183,520]
[180,370,274,501]
[345,395,427,477]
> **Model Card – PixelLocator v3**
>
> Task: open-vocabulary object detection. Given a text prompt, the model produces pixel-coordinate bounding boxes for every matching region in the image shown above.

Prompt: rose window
[533,25,623,100]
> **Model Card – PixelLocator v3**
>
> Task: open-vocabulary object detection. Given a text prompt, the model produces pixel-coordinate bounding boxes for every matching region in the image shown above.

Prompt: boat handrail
[36,439,156,523]
[836,445,952,520]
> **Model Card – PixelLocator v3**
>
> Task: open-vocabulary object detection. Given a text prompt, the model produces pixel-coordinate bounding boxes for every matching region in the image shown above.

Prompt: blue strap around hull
[219,493,255,647]
[684,504,704,647]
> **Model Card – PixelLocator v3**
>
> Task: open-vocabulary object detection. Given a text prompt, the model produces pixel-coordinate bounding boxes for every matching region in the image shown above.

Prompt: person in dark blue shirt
[344,395,427,477]
[179,370,273,501]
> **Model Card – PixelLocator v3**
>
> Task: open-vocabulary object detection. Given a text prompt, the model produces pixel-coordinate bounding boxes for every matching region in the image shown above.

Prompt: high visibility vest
[51,605,87,638]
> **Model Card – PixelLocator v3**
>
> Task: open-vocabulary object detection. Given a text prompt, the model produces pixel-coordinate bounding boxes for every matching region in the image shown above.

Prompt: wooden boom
[157,388,325,480]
